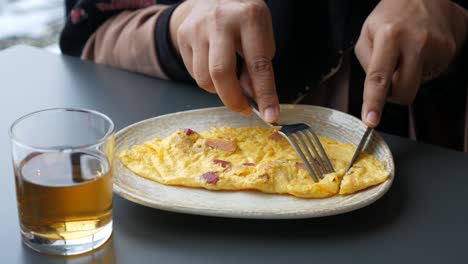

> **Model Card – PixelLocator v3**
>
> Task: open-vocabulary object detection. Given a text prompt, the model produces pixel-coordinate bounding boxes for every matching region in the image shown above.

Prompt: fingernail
[263,107,279,123]
[366,111,379,126]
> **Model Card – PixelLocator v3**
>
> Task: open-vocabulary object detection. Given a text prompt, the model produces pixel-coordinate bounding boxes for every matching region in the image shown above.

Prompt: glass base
[21,221,112,256]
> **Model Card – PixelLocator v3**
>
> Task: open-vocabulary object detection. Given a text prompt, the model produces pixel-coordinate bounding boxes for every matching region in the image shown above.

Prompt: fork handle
[245,95,279,127]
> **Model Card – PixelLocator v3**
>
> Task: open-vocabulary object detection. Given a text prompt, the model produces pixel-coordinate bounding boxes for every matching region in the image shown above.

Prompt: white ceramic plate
[113,105,394,219]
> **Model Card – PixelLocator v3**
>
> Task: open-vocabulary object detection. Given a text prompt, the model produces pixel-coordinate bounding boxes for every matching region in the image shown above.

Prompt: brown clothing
[82,5,169,79]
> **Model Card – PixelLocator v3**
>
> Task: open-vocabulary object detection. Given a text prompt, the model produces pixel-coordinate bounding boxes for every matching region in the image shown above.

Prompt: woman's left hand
[355,0,467,127]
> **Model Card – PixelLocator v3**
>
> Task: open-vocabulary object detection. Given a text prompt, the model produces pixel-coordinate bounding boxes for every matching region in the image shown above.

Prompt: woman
[60,0,468,150]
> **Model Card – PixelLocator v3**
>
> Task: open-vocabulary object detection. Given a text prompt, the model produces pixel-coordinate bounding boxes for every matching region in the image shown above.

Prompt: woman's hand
[170,0,280,123]
[355,0,467,127]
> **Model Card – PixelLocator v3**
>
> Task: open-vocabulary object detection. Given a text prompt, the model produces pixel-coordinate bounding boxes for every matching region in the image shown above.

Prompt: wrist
[155,3,194,81]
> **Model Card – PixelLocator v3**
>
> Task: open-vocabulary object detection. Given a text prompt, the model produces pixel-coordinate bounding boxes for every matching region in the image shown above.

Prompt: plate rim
[113,105,395,219]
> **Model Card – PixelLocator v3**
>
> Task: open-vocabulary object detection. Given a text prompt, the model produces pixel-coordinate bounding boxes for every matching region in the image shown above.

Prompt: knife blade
[345,127,373,174]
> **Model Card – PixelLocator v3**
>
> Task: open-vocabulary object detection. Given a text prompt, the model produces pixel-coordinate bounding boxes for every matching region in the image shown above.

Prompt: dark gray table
[1,45,467,263]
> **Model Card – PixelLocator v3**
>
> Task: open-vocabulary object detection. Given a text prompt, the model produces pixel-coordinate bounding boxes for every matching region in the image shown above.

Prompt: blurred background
[0,0,64,53]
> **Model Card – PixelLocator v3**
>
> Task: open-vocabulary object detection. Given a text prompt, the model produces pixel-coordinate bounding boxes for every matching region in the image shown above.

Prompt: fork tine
[295,132,323,178]
[287,134,320,182]
[298,131,327,177]
[245,95,333,179]
[306,128,334,173]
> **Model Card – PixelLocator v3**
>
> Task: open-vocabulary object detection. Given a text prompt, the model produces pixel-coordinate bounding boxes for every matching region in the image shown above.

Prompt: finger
[452,3,468,54]
[178,42,194,78]
[209,33,251,115]
[240,64,254,98]
[362,31,400,128]
[354,27,373,72]
[240,13,279,123]
[389,48,423,105]
[192,42,215,93]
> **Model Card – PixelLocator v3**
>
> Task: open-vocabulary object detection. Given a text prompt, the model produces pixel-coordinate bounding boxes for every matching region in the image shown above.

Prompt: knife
[345,127,373,174]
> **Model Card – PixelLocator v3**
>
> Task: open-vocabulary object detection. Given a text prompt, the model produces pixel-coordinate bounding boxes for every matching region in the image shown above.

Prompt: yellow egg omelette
[119,127,389,198]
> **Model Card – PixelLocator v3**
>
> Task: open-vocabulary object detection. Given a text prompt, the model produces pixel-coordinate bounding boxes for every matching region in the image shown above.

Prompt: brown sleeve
[81,5,169,80]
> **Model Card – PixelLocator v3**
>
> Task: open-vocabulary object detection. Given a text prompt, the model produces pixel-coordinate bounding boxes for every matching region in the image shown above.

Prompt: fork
[246,97,334,182]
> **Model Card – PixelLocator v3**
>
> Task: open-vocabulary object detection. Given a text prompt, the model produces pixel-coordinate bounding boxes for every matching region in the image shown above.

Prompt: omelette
[119,127,389,198]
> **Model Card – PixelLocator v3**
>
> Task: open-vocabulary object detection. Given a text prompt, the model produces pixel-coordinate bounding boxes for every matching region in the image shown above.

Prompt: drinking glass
[9,108,114,255]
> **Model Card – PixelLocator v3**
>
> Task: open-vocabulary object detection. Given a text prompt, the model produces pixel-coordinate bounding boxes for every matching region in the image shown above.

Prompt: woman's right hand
[170,0,280,123]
